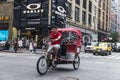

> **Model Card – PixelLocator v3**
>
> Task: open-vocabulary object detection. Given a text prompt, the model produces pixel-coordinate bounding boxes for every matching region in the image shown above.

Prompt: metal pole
[48,0,52,28]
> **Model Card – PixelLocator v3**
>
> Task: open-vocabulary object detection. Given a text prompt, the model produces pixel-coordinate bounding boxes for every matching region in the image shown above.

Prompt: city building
[117,0,120,40]
[0,0,14,42]
[0,0,112,43]
[97,0,111,41]
[66,0,99,43]
[110,0,118,32]
[66,0,111,42]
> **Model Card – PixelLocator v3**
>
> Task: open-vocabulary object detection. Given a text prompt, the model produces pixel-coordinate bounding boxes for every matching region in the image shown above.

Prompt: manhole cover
[58,77,79,80]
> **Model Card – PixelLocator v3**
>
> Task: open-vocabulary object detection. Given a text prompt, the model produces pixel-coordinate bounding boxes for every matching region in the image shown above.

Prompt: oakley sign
[23,3,41,14]
[55,6,66,17]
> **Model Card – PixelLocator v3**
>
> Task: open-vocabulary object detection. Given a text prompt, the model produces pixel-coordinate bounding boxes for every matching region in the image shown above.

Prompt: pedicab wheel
[73,55,80,70]
[36,56,48,75]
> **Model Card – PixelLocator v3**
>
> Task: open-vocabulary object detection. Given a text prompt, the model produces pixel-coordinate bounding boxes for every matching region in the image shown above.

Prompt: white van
[84,42,97,53]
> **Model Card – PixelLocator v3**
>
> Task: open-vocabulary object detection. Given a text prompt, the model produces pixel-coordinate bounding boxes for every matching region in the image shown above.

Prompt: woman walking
[29,40,33,53]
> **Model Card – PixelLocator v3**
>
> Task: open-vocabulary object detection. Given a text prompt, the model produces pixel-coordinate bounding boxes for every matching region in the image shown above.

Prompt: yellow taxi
[93,42,112,56]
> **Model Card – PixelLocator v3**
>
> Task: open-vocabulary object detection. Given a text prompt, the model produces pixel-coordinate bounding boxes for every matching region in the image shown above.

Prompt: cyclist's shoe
[52,59,57,65]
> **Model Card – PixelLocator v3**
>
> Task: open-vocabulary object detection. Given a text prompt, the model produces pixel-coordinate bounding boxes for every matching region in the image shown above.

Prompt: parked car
[113,42,120,52]
[0,41,6,50]
[111,43,115,51]
[84,42,98,53]
[93,42,112,56]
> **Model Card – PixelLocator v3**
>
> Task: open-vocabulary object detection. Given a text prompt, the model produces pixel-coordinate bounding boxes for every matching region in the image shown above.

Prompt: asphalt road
[0,51,120,80]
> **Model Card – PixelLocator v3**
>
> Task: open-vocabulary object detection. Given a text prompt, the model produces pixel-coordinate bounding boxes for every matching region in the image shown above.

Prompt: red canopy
[58,28,82,38]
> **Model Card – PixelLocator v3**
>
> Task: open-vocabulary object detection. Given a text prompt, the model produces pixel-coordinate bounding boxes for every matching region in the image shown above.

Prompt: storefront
[0,2,14,42]
[13,0,49,42]
[13,0,67,48]
[98,32,108,42]
[0,16,9,41]
[13,0,67,40]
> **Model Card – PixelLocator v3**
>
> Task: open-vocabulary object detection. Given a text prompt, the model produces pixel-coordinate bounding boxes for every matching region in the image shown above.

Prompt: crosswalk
[80,53,120,60]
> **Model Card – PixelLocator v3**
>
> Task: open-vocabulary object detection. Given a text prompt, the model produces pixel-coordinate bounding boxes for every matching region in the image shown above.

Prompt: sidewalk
[0,46,85,54]
[0,47,44,54]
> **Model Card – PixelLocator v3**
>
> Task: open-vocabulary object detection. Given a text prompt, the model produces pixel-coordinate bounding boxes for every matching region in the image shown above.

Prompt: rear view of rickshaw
[36,28,82,75]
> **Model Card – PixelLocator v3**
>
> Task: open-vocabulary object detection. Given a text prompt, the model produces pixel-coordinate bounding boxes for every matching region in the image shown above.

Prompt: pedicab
[36,28,82,75]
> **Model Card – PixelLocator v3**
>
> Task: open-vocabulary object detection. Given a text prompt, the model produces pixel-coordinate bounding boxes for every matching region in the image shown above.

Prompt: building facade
[66,0,111,42]
[117,0,120,40]
[0,0,112,43]
[0,0,14,42]
[97,0,111,41]
[110,0,118,32]
[66,0,99,43]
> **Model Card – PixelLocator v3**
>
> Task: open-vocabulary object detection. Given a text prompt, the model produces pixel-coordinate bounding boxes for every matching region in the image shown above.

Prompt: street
[0,51,120,80]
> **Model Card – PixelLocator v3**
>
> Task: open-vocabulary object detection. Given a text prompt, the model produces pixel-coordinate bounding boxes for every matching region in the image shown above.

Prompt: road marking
[27,56,38,59]
[81,60,105,64]
[114,57,120,60]
[81,54,120,60]
[94,62,105,64]
[106,56,117,58]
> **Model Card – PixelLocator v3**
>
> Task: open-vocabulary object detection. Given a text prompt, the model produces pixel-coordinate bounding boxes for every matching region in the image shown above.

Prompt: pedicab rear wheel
[73,55,80,70]
[36,56,48,75]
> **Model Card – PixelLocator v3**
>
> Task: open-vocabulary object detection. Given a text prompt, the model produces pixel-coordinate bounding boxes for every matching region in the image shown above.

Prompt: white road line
[81,60,105,64]
[94,62,105,64]
[114,57,120,60]
[27,56,38,59]
[80,55,89,57]
[106,56,118,59]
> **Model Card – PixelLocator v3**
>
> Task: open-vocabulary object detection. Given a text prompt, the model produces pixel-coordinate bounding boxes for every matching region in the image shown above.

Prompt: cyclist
[47,26,62,61]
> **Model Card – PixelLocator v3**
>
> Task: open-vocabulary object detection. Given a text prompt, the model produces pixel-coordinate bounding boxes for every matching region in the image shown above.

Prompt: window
[62,32,78,40]
[75,0,80,5]
[106,6,108,14]
[88,14,92,25]
[102,21,104,30]
[75,7,80,21]
[103,0,105,2]
[93,16,96,26]
[106,15,108,23]
[82,11,86,23]
[66,2,72,18]
[103,2,105,10]
[83,0,87,9]
[99,0,101,7]
[94,6,96,15]
[103,12,104,20]
[98,18,100,29]
[98,9,101,18]
[89,0,92,12]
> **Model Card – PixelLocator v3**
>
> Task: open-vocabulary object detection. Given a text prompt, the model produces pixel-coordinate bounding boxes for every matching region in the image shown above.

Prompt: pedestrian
[13,39,18,53]
[25,39,29,50]
[18,39,23,53]
[29,40,33,53]
[5,41,10,50]
[42,37,49,50]
[42,38,46,49]
[33,41,37,53]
